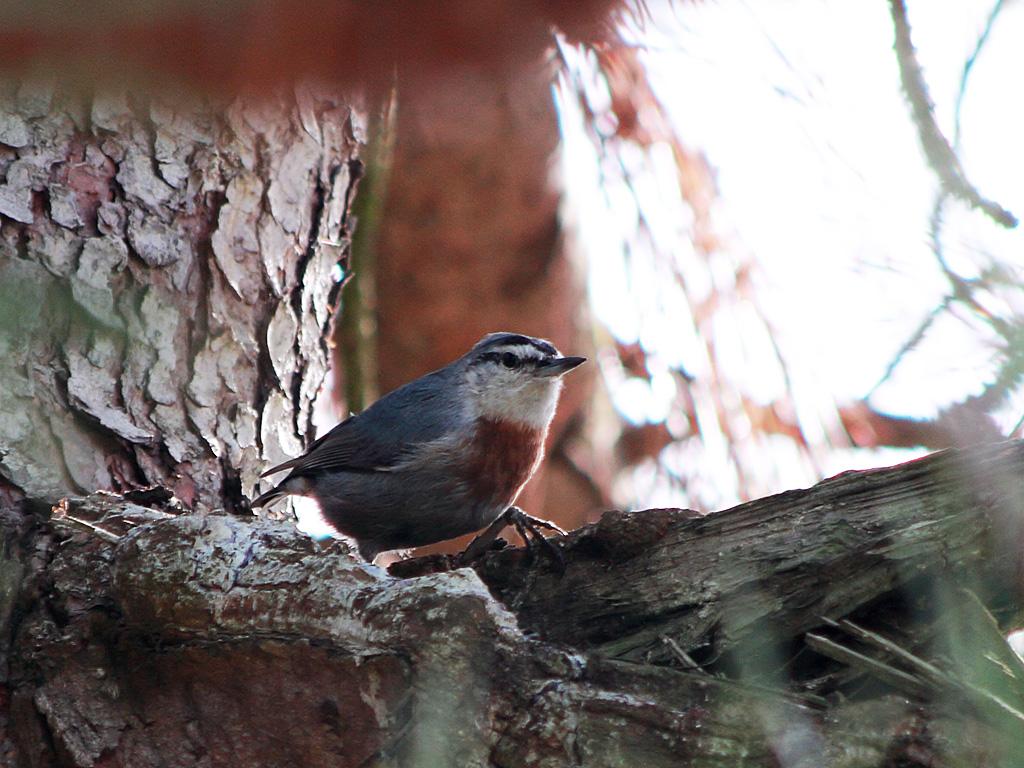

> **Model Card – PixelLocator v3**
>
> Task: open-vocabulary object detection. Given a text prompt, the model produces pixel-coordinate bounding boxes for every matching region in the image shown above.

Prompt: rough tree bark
[0,79,365,765]
[0,81,361,508]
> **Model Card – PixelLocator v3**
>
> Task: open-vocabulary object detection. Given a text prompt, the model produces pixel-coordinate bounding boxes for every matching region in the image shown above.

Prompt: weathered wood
[472,442,1024,666]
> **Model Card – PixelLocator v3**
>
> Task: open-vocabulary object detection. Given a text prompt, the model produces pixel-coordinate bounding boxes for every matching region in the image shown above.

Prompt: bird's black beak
[536,356,586,377]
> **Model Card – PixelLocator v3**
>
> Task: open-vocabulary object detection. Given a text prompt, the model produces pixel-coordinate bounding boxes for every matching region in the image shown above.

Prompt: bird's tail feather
[250,486,285,509]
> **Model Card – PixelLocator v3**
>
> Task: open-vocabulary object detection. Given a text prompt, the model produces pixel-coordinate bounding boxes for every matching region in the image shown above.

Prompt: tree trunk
[0,77,362,765]
[0,81,361,511]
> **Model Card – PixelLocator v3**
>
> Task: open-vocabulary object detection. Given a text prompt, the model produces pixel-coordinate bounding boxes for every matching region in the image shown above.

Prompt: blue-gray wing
[261,367,465,477]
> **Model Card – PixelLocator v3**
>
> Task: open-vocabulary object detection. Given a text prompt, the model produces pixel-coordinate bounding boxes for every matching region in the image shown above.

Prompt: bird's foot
[458,506,566,571]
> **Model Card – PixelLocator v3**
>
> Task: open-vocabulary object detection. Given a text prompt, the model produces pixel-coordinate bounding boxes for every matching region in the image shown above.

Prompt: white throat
[471,375,564,430]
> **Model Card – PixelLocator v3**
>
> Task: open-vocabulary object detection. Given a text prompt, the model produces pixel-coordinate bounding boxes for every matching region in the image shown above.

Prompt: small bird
[251,332,585,562]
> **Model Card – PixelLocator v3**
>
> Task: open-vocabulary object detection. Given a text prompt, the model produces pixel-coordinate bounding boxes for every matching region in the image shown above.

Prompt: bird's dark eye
[501,352,519,369]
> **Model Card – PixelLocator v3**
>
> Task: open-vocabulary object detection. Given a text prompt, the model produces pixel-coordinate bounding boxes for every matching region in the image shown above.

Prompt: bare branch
[888,0,1017,228]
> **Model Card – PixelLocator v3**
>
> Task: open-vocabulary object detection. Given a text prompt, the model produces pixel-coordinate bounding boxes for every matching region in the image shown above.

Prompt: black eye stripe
[473,350,541,368]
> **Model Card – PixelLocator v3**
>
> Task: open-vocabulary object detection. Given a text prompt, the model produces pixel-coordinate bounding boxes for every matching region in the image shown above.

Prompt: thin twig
[953,0,1007,148]
[660,634,710,674]
[867,298,949,398]
[804,633,930,698]
[822,617,1024,733]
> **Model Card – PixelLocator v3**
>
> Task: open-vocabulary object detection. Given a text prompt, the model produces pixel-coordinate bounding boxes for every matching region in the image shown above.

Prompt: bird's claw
[458,506,566,571]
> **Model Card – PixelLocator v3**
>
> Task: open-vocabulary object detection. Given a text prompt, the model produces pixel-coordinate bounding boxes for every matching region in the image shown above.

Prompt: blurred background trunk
[358,61,606,555]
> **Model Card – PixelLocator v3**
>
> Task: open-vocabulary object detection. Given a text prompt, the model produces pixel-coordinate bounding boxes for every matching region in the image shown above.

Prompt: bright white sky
[557,0,1024,508]
[642,0,1023,410]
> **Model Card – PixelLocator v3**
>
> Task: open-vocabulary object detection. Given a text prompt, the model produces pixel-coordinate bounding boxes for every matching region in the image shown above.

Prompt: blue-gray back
[274,361,468,477]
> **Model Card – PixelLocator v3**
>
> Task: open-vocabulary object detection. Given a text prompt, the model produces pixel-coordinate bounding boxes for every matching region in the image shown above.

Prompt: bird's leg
[457,511,513,564]
[458,506,566,569]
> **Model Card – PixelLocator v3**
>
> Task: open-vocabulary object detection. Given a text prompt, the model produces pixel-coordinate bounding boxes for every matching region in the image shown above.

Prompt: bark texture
[3,443,1024,767]
[474,440,1024,664]
[0,81,361,510]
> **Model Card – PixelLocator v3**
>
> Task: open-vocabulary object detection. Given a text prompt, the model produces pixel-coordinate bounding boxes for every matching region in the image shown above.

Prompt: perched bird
[251,332,585,562]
